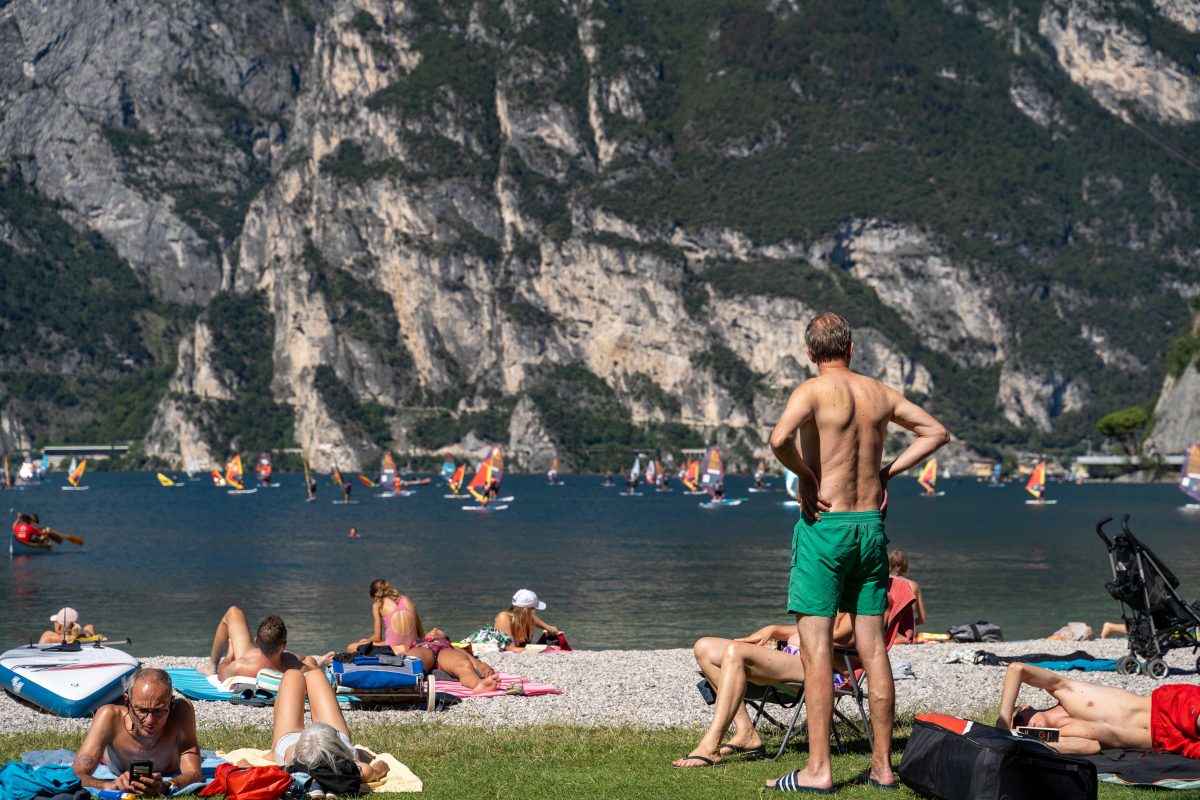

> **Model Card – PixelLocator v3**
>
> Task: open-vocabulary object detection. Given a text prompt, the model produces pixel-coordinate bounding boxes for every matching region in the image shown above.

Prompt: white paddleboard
[1181,504,1200,512]
[377,491,415,498]
[683,490,707,496]
[621,492,644,497]
[1025,499,1058,505]
[920,492,946,498]
[332,500,360,505]
[60,486,89,492]
[443,494,469,499]
[463,504,508,512]
[227,488,258,495]
[781,500,800,508]
[699,498,747,508]
[0,641,138,718]
[748,488,771,493]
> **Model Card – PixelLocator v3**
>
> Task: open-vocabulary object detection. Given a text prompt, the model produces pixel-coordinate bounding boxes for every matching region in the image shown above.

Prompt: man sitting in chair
[998,662,1200,758]
[673,576,914,768]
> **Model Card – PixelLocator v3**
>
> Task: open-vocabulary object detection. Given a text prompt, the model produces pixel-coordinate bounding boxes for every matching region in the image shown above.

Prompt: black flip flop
[866,777,900,790]
[717,743,763,758]
[672,755,716,769]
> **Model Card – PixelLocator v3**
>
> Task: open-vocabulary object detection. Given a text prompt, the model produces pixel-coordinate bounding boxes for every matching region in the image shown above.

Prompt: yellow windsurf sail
[1180,441,1200,504]
[1025,461,1046,500]
[303,458,314,500]
[224,455,243,491]
[332,465,344,487]
[918,459,938,494]
[448,463,466,494]
[467,450,499,503]
[68,458,87,488]
[156,472,176,487]
[357,472,378,487]
[683,459,700,491]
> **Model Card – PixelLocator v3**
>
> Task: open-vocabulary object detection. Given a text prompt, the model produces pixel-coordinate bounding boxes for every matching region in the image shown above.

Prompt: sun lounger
[433,671,561,699]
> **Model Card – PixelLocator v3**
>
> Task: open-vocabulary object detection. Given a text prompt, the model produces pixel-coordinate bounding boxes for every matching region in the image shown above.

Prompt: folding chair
[741,577,917,760]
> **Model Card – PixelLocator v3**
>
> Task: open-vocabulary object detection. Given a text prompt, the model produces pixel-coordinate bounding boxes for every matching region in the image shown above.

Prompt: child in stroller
[1096,514,1200,679]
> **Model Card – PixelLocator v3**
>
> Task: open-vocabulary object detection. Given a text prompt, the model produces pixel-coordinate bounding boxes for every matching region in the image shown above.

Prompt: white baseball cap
[50,607,79,626]
[512,589,546,610]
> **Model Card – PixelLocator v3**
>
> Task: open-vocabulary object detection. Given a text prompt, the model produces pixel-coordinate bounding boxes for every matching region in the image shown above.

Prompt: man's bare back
[771,360,948,517]
[217,648,304,682]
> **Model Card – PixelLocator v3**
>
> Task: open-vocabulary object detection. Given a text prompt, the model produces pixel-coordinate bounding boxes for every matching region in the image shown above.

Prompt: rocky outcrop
[1147,361,1200,454]
[1040,0,1200,125]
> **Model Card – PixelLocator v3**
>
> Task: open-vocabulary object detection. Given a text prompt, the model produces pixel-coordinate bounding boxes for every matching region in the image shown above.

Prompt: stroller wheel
[1116,655,1140,676]
[1145,658,1170,679]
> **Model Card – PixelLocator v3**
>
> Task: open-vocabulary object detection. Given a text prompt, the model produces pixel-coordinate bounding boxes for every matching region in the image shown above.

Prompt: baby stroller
[1096,514,1200,679]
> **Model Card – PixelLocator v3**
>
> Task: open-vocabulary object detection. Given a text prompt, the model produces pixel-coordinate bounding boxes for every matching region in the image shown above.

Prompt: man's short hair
[255,615,287,656]
[123,666,173,694]
[805,312,853,363]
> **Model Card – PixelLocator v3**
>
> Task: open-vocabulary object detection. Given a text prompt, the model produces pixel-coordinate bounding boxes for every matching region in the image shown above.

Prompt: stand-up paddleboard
[443,494,469,499]
[60,486,89,492]
[1025,499,1059,506]
[377,490,415,498]
[683,490,707,496]
[0,641,138,717]
[332,500,360,505]
[462,504,508,512]
[1183,504,1200,512]
[227,488,258,495]
[10,536,53,557]
[699,498,748,509]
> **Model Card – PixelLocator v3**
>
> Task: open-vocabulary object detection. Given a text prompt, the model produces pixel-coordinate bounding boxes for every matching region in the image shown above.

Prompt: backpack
[948,621,1004,643]
[199,763,293,800]
[287,759,364,796]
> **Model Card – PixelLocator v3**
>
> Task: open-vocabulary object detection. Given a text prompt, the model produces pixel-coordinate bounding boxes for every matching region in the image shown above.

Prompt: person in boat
[199,608,333,681]
[262,668,390,788]
[888,548,926,634]
[12,512,49,547]
[998,662,1200,758]
[73,668,202,795]
[39,606,97,644]
[764,311,948,792]
[674,613,854,768]
[346,579,422,652]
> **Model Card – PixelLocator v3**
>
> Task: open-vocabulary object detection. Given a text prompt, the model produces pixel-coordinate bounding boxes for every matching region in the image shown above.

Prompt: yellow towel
[215,747,422,792]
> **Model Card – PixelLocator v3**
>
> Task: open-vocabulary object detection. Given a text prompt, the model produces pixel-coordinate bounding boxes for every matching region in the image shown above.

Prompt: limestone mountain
[0,0,1197,471]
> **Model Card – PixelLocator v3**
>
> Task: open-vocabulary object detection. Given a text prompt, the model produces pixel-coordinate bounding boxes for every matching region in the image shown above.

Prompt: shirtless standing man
[73,668,202,796]
[199,607,332,681]
[766,312,948,792]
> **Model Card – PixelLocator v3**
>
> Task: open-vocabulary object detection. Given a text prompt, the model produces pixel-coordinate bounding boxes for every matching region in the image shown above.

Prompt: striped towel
[435,671,561,699]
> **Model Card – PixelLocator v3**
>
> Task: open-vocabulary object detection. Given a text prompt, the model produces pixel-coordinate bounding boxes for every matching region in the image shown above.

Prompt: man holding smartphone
[73,668,202,796]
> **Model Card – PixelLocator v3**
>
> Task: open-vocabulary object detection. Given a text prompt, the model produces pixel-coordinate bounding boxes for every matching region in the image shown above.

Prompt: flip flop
[672,755,716,769]
[866,777,900,790]
[767,770,835,793]
[717,743,763,757]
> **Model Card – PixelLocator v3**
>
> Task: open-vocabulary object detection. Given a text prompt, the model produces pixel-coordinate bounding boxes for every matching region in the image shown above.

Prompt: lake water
[2,474,1197,656]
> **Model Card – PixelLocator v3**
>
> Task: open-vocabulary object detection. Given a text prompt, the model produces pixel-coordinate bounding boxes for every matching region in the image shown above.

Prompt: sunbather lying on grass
[998,662,1200,758]
[672,614,853,768]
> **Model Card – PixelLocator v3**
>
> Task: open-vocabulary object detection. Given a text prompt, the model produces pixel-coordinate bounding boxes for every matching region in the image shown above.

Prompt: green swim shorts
[788,510,889,617]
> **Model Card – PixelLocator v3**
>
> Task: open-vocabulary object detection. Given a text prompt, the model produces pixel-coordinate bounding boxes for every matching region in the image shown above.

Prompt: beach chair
[741,577,917,760]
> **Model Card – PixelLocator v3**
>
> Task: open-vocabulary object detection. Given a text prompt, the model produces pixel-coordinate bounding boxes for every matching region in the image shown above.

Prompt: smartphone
[1015,726,1060,743]
[129,761,154,781]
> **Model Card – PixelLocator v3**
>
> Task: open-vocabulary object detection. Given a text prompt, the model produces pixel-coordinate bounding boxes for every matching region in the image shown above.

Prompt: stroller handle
[1095,515,1114,547]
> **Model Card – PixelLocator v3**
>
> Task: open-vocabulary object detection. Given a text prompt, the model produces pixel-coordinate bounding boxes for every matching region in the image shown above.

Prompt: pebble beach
[4,639,1198,736]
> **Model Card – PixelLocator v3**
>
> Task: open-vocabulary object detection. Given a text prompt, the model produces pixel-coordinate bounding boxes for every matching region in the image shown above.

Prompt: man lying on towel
[998,662,1200,758]
[199,606,333,680]
[73,668,202,795]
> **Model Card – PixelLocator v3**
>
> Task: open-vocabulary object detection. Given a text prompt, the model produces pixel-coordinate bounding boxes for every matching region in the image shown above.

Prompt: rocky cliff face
[1,0,1198,472]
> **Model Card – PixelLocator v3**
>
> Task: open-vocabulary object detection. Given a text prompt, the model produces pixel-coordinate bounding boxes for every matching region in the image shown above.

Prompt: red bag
[199,762,293,800]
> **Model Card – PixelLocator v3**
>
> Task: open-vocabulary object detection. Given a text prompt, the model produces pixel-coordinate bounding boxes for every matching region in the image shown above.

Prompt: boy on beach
[766,312,948,792]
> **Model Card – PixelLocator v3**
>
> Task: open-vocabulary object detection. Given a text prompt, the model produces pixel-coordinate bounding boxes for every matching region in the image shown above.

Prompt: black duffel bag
[947,620,1004,642]
[898,715,1097,800]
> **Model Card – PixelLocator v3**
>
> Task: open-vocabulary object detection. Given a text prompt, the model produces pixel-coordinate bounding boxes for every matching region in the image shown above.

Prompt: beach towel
[432,671,560,699]
[973,650,1118,672]
[1084,748,1200,789]
[165,668,242,702]
[215,750,420,793]
[19,750,226,796]
[0,763,80,800]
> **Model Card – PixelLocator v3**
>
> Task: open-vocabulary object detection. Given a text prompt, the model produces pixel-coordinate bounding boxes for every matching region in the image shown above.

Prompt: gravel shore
[3,639,1197,737]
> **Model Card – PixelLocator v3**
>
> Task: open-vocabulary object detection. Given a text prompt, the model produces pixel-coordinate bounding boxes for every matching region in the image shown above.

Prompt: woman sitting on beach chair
[269,669,390,790]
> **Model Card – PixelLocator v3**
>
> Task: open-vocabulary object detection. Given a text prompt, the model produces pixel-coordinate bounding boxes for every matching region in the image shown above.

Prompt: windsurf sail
[700,447,723,488]
[785,468,799,498]
[440,455,456,481]
[18,458,34,482]
[467,449,500,503]
[1025,461,1046,500]
[224,455,244,491]
[683,459,700,491]
[630,455,642,481]
[187,458,198,479]
[754,459,765,482]
[644,457,657,486]
[3,453,9,487]
[303,458,314,500]
[156,472,176,487]
[380,452,397,487]
[548,451,559,480]
[256,452,272,484]
[492,446,505,485]
[1181,441,1200,504]
[991,462,1002,484]
[448,463,466,494]
[357,472,378,487]
[67,458,87,488]
[918,458,938,494]
[333,464,344,487]
[211,469,226,487]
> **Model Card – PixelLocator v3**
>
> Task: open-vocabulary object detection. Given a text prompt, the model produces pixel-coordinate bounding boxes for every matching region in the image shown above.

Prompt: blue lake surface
[2,473,1197,655]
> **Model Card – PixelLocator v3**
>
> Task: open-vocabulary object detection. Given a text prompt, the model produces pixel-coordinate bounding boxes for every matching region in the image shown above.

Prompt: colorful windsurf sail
[683,459,700,491]
[1025,461,1046,501]
[467,447,503,503]
[700,447,723,488]
[918,458,938,494]
[448,463,466,494]
[1181,441,1200,504]
[644,458,657,486]
[68,458,87,488]
[380,452,397,487]
[224,455,244,491]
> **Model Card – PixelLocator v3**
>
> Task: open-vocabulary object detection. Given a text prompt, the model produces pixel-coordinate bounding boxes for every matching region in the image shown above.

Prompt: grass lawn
[0,721,1154,798]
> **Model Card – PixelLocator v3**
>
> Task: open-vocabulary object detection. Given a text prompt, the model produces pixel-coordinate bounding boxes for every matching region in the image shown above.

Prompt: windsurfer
[73,668,202,795]
[198,607,333,681]
[12,512,48,546]
[342,480,352,503]
[487,477,500,500]
[765,311,948,792]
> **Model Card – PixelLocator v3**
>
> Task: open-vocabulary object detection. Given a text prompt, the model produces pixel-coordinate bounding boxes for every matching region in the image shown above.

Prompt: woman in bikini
[493,589,560,652]
[346,579,422,652]
[400,631,501,693]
